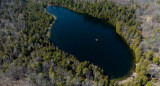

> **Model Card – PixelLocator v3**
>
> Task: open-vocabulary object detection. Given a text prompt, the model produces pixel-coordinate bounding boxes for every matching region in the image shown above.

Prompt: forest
[0,0,160,86]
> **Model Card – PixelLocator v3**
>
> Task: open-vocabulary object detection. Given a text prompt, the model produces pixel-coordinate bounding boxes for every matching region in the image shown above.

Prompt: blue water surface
[47,6,133,78]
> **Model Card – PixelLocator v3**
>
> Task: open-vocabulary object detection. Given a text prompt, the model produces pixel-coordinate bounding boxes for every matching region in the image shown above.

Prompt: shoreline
[111,31,136,81]
[46,9,57,37]
[46,5,136,82]
[117,72,137,84]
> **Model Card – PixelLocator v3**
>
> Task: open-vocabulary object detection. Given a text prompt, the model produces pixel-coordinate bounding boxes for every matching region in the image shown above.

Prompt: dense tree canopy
[0,0,159,86]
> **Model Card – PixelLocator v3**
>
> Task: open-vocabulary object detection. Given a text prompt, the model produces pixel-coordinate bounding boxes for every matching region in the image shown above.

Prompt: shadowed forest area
[0,0,160,86]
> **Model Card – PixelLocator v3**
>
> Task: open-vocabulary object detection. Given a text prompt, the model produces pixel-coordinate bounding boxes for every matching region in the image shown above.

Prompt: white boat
[95,38,98,41]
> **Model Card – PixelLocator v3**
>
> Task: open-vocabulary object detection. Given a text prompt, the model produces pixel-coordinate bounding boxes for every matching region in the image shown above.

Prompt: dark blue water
[47,6,133,78]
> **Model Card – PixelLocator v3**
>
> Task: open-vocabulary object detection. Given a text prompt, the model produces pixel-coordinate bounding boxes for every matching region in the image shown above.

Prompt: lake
[47,6,133,78]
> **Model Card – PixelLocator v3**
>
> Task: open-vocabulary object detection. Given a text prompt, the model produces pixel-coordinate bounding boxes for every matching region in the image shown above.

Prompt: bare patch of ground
[117,72,137,85]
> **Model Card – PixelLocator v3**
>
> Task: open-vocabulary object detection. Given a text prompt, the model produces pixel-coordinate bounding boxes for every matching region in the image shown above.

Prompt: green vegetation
[0,0,159,86]
[0,0,109,86]
[153,57,159,65]
[48,0,157,86]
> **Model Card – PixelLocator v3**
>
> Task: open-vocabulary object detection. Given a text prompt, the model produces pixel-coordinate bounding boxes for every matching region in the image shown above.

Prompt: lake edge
[47,6,136,80]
